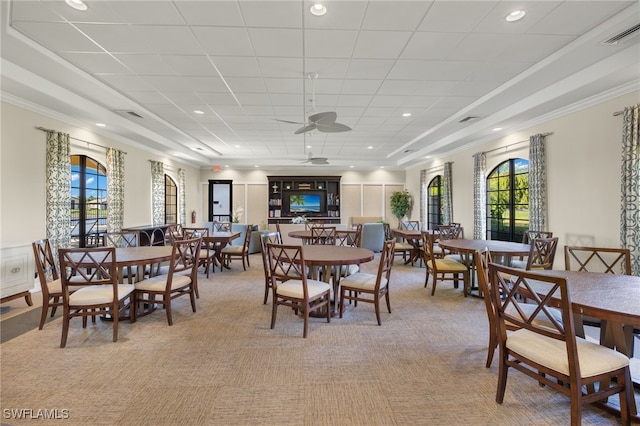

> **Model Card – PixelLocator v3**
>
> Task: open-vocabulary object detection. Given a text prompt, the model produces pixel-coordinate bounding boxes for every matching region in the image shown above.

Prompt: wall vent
[603,23,640,45]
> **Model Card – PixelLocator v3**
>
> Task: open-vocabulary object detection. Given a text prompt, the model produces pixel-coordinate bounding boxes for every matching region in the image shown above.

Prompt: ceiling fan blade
[316,122,352,133]
[275,119,305,124]
[309,111,337,124]
[294,123,317,134]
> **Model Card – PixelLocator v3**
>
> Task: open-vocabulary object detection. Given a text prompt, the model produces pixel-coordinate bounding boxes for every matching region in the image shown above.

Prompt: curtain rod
[36,126,127,154]
[422,164,449,173]
[482,132,553,155]
[148,159,176,171]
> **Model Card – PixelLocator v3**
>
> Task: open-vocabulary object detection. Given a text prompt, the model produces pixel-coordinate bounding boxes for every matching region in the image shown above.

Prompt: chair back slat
[564,246,631,275]
[103,231,140,248]
[309,226,336,245]
[525,237,559,270]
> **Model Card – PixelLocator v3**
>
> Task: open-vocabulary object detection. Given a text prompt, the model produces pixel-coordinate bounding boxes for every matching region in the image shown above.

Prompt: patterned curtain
[419,169,427,226]
[620,104,640,276]
[46,131,71,257]
[178,168,186,226]
[529,134,547,232]
[106,148,125,232]
[473,152,487,240]
[150,161,165,226]
[442,162,453,225]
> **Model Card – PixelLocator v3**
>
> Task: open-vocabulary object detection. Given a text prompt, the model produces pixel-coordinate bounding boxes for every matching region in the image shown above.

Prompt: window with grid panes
[486,158,529,242]
[165,174,177,225]
[427,175,443,230]
[70,155,107,248]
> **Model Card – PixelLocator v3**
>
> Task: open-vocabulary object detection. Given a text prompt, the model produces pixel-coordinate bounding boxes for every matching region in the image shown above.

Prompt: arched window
[427,175,443,230]
[165,174,177,225]
[486,158,529,242]
[70,155,107,248]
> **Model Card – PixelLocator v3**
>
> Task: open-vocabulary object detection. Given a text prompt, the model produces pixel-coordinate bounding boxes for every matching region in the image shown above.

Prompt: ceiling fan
[301,152,329,165]
[276,73,352,135]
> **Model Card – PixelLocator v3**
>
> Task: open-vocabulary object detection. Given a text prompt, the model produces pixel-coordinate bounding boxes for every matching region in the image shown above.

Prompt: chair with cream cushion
[336,224,363,278]
[220,223,253,271]
[339,239,395,325]
[103,230,141,283]
[58,247,136,348]
[259,231,282,304]
[32,239,85,330]
[510,237,558,270]
[488,262,632,425]
[266,243,331,338]
[422,232,469,296]
[182,227,214,279]
[475,248,563,368]
[134,237,201,326]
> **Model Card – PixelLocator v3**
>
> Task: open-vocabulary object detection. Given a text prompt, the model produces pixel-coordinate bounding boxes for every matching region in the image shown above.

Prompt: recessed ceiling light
[95,123,106,127]
[506,10,525,22]
[349,165,354,168]
[310,3,327,16]
[402,113,412,117]
[194,110,204,115]
[234,145,241,148]
[380,166,385,169]
[367,146,373,149]
[254,165,259,168]
[493,127,502,131]
[65,0,87,11]
[425,156,431,159]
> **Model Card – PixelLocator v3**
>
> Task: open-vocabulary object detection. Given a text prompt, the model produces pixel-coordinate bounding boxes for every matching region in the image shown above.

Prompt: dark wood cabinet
[267,176,341,224]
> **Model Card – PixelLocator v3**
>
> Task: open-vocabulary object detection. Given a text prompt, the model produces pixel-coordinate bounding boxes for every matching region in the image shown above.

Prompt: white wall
[0,102,201,247]
[405,90,639,268]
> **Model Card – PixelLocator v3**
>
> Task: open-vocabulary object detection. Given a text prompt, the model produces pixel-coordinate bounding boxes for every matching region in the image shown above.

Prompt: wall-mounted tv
[282,190,327,216]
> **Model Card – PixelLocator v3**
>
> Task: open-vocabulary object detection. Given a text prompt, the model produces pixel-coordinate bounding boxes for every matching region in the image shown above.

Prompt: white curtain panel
[45,131,71,256]
[150,161,165,226]
[106,147,125,232]
[473,152,486,240]
[620,104,640,276]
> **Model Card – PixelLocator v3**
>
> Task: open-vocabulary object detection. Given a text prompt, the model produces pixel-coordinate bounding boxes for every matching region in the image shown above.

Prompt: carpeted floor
[0,253,632,425]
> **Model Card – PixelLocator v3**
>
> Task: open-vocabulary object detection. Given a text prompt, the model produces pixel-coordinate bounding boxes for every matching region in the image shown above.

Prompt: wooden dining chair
[182,227,215,279]
[309,225,336,245]
[387,223,414,265]
[32,239,84,330]
[266,243,331,338]
[511,237,558,270]
[58,247,136,348]
[522,229,553,244]
[103,230,141,283]
[134,237,201,326]
[488,262,632,425]
[259,231,282,304]
[475,248,563,368]
[422,232,469,296]
[220,224,253,271]
[339,239,395,325]
[564,245,635,355]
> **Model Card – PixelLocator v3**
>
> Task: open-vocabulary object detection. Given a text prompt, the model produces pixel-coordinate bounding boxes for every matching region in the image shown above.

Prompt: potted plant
[390,190,413,228]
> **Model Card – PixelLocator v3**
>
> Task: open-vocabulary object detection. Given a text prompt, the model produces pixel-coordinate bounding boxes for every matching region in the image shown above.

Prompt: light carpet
[0,253,629,425]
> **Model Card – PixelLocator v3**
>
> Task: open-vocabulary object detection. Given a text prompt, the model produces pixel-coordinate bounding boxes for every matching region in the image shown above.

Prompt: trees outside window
[70,155,107,248]
[165,174,177,225]
[486,158,529,242]
[427,175,443,230]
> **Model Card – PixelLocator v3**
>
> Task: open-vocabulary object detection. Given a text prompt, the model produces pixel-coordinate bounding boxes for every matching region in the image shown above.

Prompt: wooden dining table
[438,239,531,296]
[392,229,437,265]
[300,245,375,315]
[522,269,640,419]
[202,231,241,270]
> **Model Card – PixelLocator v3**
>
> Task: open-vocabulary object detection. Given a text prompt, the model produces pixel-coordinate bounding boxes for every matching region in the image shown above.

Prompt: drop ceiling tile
[238,1,303,28]
[225,77,268,93]
[340,80,383,95]
[59,52,130,74]
[361,1,432,31]
[264,78,305,94]
[248,28,302,57]
[175,1,245,26]
[417,1,497,33]
[257,57,303,78]
[304,29,358,58]
[161,55,219,77]
[213,57,262,78]
[13,22,103,52]
[73,23,152,53]
[352,31,413,59]
[113,54,176,75]
[129,25,202,55]
[304,1,368,30]
[402,32,467,60]
[191,27,254,56]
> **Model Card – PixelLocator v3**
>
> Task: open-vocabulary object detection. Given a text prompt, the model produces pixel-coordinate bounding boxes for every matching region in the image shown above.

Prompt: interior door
[208,180,232,222]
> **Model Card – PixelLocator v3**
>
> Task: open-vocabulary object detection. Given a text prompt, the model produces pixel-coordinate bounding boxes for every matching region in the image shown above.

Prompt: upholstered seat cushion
[433,258,467,271]
[276,279,330,299]
[507,329,629,378]
[221,245,245,255]
[48,276,85,293]
[394,242,413,251]
[340,272,388,291]
[69,284,134,306]
[134,274,192,292]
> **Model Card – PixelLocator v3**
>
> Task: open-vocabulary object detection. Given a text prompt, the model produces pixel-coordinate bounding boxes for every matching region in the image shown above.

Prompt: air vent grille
[603,23,640,45]
[115,110,144,119]
[459,116,480,123]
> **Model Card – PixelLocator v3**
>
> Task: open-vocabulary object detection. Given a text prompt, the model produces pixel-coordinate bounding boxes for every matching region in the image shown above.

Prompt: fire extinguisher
[191,211,196,224]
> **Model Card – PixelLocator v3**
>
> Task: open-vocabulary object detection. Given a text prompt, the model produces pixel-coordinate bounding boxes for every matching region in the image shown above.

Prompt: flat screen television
[283,190,327,216]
